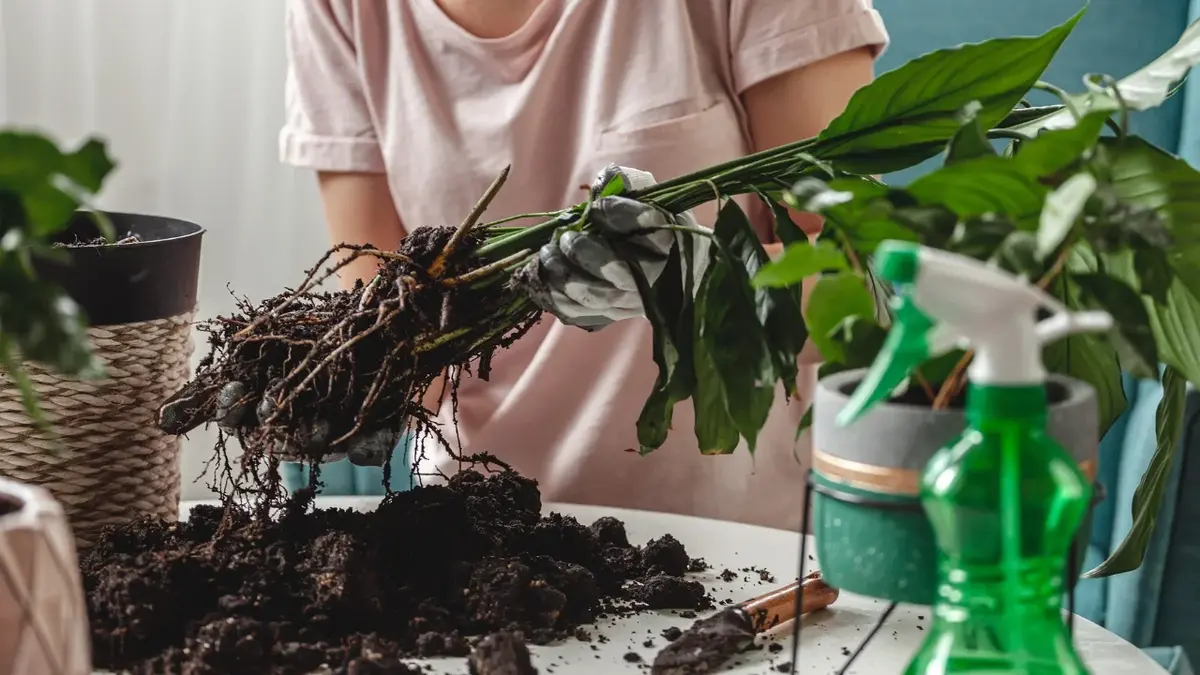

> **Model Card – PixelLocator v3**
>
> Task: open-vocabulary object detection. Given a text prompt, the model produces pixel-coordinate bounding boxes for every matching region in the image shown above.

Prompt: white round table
[173,497,1167,675]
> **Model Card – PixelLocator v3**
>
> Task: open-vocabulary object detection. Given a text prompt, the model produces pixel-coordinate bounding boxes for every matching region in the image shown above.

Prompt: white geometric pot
[0,478,90,675]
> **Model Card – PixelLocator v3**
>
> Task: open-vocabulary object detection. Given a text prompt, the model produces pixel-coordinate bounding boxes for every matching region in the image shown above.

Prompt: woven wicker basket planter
[0,478,90,675]
[0,212,204,552]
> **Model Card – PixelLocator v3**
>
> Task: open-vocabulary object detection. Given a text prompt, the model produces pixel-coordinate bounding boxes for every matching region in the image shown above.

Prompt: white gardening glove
[521,165,711,331]
[158,377,404,467]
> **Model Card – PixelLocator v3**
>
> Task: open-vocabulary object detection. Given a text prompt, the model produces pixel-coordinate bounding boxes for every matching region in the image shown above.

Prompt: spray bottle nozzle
[835,242,1114,428]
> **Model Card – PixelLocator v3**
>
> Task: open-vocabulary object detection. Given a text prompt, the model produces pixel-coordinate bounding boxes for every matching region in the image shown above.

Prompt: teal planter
[812,370,1101,605]
[280,433,415,496]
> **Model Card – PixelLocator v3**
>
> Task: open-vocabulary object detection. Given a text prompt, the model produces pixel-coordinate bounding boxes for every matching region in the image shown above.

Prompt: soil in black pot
[82,470,713,674]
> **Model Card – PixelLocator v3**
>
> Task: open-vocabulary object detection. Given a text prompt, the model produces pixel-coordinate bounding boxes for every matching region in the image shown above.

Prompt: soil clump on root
[82,470,711,674]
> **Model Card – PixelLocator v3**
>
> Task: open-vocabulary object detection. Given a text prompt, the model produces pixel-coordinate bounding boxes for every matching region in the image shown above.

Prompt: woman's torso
[341,0,819,530]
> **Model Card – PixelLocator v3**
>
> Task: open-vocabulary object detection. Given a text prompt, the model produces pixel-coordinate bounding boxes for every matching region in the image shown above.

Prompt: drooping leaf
[945,101,997,164]
[1018,17,1200,135]
[693,258,774,453]
[755,190,807,246]
[1037,172,1097,260]
[804,272,876,363]
[692,271,741,455]
[814,9,1082,168]
[907,156,1048,220]
[1086,366,1186,578]
[623,240,692,453]
[753,240,848,288]
[712,200,807,400]
[1073,273,1160,380]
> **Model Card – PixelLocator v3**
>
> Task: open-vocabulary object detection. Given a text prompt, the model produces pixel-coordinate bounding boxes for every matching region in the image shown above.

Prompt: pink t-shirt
[280,0,889,530]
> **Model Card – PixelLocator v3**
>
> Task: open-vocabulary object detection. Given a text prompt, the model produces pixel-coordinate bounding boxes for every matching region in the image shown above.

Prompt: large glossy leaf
[907,156,1047,220]
[1104,137,1200,301]
[713,201,808,400]
[1105,251,1200,391]
[693,258,775,453]
[1086,366,1186,578]
[814,10,1082,164]
[1016,17,1200,135]
[691,269,741,455]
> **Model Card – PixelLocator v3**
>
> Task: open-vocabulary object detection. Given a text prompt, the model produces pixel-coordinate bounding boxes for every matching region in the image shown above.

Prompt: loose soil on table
[82,470,714,674]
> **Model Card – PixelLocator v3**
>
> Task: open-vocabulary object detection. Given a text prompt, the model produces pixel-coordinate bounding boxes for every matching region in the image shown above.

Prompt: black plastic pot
[34,211,205,326]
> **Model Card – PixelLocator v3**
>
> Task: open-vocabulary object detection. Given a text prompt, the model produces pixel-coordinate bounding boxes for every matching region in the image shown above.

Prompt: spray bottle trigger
[836,295,937,427]
[1034,309,1113,345]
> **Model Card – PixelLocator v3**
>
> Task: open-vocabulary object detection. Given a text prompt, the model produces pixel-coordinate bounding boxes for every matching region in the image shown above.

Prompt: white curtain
[0,0,331,499]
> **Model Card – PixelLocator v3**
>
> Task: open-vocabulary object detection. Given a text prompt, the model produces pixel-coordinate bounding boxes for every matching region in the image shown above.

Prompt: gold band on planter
[813,449,1098,496]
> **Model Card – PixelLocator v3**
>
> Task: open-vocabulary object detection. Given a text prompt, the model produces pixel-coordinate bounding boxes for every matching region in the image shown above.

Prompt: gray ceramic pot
[811,368,1100,605]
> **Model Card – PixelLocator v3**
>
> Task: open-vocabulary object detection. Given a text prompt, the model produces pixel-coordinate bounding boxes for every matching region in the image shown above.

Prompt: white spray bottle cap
[838,241,1113,426]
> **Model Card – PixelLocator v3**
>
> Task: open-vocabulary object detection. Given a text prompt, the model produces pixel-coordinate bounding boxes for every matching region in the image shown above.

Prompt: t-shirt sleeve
[729,0,890,94]
[279,0,385,172]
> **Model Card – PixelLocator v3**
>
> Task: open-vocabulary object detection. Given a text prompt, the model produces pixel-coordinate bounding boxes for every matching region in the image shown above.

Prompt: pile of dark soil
[82,470,712,674]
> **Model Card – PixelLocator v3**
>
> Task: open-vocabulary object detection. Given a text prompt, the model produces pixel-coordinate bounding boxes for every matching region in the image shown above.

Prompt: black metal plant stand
[788,469,1102,675]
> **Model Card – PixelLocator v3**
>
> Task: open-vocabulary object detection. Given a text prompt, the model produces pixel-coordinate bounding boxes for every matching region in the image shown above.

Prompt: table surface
[168,497,1166,675]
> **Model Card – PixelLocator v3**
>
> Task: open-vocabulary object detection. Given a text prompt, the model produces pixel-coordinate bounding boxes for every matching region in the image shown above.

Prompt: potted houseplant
[0,129,205,551]
[0,130,116,674]
[744,21,1200,600]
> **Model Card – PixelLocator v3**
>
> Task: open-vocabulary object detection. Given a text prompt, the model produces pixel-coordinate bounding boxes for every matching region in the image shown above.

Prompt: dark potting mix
[81,470,715,674]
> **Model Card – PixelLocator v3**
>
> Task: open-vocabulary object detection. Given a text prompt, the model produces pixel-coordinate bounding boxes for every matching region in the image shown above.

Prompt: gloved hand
[521,165,711,331]
[157,377,405,467]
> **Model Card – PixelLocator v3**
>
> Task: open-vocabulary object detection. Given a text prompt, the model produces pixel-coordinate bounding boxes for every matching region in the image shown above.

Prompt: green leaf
[997,104,1066,129]
[692,264,756,455]
[624,239,693,453]
[948,214,1017,260]
[796,405,814,440]
[712,200,807,400]
[907,156,1048,219]
[815,9,1082,165]
[755,190,806,247]
[1012,111,1108,179]
[599,173,625,197]
[827,315,889,369]
[1103,137,1200,302]
[945,101,997,164]
[1086,366,1186,578]
[1037,172,1097,260]
[1135,247,1173,306]
[753,240,848,288]
[1103,250,1200,390]
[61,138,116,193]
[891,205,959,249]
[1073,273,1160,380]
[805,272,875,363]
[0,131,64,191]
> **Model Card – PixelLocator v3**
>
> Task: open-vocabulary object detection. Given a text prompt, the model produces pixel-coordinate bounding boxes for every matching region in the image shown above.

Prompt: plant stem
[442,249,532,286]
[430,165,510,278]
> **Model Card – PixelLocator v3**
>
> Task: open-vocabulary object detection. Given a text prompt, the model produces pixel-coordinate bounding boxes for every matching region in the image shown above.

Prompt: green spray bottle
[838,240,1113,674]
